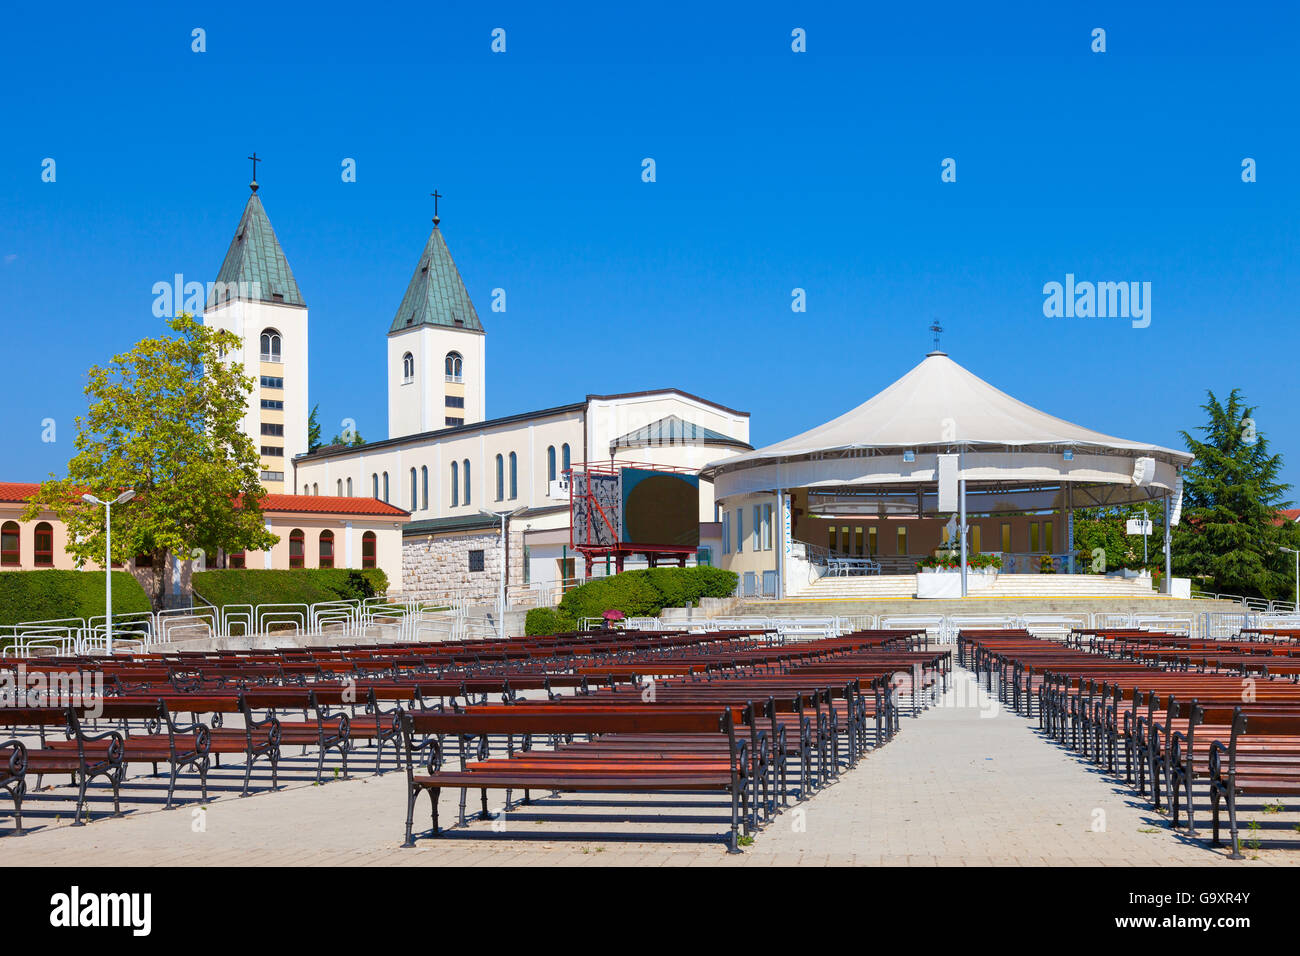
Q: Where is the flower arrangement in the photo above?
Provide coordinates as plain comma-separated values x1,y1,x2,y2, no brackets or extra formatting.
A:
916,553,1001,571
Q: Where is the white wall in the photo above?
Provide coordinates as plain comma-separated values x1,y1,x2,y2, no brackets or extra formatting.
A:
387,325,486,439
204,298,310,488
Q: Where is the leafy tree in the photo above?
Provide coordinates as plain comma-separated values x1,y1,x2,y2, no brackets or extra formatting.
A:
307,403,322,452
1171,389,1300,599
24,314,279,608
1072,504,1166,573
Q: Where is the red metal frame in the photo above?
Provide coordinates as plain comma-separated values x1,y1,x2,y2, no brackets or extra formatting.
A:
568,460,701,577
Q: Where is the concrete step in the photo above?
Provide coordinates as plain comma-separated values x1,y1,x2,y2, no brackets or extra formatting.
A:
792,572,1158,602
735,595,1247,620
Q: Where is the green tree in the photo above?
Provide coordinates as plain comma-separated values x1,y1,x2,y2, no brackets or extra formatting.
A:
1171,389,1300,599
328,428,366,447
24,314,279,608
307,403,322,452
1073,503,1166,573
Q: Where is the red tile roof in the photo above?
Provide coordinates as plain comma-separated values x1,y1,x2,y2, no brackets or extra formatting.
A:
2,482,408,519
258,493,410,518
1278,509,1300,523
0,482,41,503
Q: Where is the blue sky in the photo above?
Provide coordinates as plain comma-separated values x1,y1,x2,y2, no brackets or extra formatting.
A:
3,2,1297,492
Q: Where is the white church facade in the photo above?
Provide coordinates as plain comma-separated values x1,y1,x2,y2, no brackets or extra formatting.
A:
205,184,752,603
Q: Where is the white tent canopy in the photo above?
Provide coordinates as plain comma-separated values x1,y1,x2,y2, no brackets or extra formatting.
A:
702,351,1191,511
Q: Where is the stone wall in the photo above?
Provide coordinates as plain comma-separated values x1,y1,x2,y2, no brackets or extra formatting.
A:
400,527,527,604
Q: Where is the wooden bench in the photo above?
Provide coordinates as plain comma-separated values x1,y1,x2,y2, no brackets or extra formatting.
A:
398,706,751,852
1208,709,1300,858
0,706,123,831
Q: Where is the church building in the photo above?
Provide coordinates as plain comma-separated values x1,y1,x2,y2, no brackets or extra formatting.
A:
206,181,752,605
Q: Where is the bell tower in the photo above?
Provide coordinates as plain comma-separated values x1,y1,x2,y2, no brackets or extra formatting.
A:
387,197,486,439
204,161,308,492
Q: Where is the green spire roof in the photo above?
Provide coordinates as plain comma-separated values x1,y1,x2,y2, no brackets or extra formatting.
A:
389,224,483,334
208,191,305,309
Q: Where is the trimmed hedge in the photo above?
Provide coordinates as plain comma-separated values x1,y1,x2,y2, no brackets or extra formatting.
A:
524,607,576,636
0,570,152,627
191,568,389,612
525,566,738,636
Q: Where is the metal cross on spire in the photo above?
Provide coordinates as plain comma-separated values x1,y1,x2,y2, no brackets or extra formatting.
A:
431,189,443,225
248,152,262,192
929,320,944,352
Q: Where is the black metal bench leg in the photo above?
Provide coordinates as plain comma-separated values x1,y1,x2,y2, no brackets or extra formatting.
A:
111,767,124,817
727,785,741,854
402,785,419,847
71,774,90,826
1227,790,1243,860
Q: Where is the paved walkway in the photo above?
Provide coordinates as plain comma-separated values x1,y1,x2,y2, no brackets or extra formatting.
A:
3,666,1295,865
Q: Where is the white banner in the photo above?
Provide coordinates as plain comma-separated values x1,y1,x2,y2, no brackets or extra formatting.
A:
937,454,959,512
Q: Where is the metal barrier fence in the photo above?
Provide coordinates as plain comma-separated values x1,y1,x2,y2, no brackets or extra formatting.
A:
5,598,1299,657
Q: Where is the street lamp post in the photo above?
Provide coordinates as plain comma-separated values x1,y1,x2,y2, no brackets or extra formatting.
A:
1281,547,1300,608
480,507,527,641
82,489,136,654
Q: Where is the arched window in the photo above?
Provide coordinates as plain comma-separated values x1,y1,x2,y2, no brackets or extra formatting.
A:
402,351,415,383
450,461,459,507
410,467,418,511
346,477,353,497
495,454,504,501
463,459,471,506
509,452,518,500
337,479,343,496
319,530,334,568
562,443,571,475
0,521,18,566
547,446,557,482
445,351,463,381
312,483,318,495
289,529,305,568
421,466,429,510
259,329,282,362
382,471,390,502
34,522,54,567
371,473,379,498
362,531,377,569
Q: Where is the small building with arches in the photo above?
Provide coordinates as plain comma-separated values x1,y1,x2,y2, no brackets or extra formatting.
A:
0,483,410,600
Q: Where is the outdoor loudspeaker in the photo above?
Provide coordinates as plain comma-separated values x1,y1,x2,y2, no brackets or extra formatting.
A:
1132,456,1155,486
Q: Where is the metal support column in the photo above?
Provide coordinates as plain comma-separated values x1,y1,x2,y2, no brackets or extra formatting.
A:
959,467,969,599
1163,493,1172,594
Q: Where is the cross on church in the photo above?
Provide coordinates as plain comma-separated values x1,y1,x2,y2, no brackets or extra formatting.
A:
929,320,944,352
248,152,262,192
431,189,443,225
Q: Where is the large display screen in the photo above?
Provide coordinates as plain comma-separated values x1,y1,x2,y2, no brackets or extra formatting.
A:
619,468,700,548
